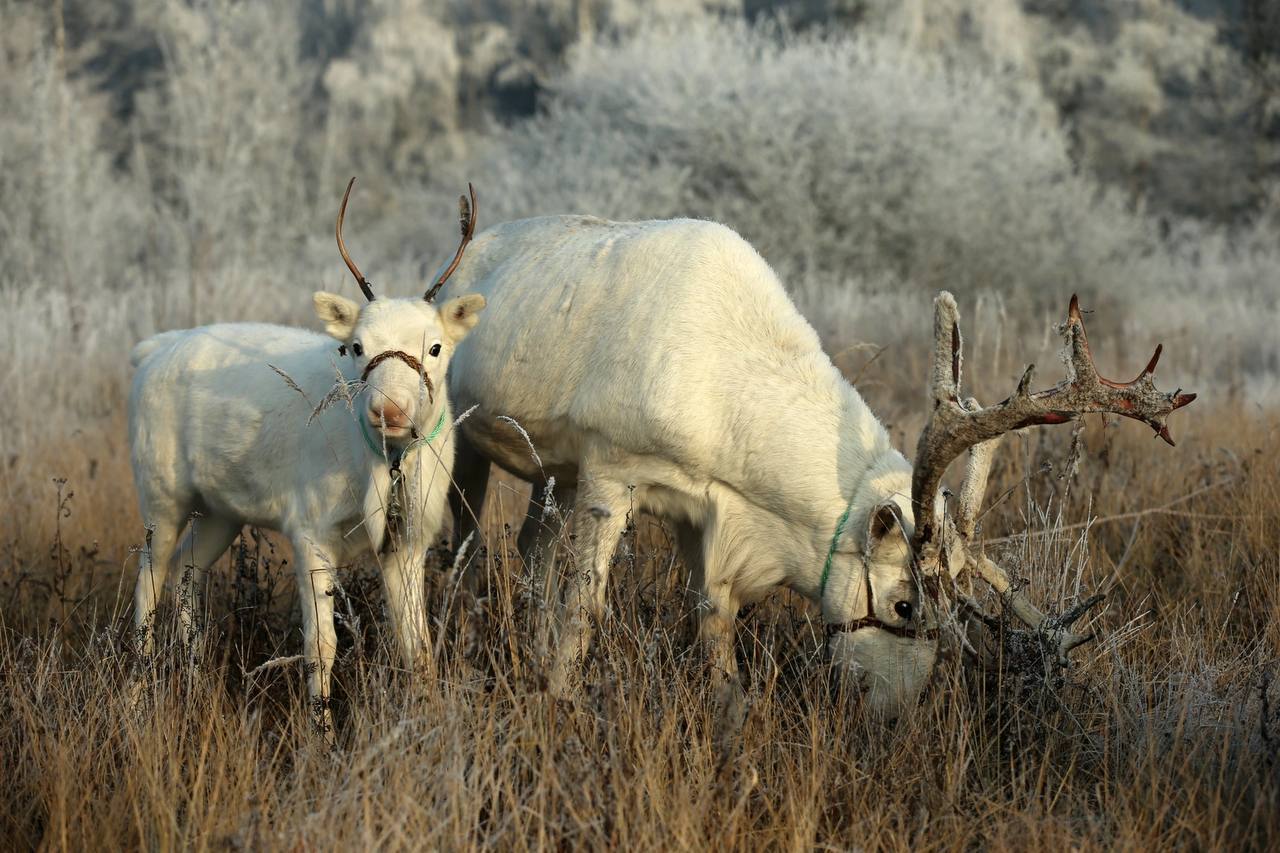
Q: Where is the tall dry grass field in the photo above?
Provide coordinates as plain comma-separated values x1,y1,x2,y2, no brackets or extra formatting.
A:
2,362,1277,850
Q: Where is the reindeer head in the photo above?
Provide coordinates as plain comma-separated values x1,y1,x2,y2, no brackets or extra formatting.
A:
314,178,485,447
822,496,943,717
827,291,1195,717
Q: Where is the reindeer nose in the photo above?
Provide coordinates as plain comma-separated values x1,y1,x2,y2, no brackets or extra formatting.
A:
367,398,413,432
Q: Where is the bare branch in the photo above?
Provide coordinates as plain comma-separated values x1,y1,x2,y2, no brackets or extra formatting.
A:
985,478,1236,543
243,655,303,680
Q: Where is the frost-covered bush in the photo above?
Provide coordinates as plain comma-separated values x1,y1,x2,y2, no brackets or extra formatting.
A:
466,20,1154,294
0,2,148,297
322,0,463,174
133,1,329,317
1030,2,1276,223
877,0,1279,223
0,0,341,466
458,17,1279,399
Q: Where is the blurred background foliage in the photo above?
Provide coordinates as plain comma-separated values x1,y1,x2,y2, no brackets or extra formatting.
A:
1,0,1277,465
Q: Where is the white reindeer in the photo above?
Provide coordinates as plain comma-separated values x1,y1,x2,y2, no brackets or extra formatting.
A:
441,215,1194,725
128,180,485,735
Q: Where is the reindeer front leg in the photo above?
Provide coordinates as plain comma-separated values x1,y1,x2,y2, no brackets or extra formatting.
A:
698,580,746,766
548,474,629,696
293,541,339,743
686,518,748,764
381,537,432,676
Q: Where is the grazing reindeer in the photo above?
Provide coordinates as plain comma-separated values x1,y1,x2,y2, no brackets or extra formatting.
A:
842,292,1197,682
128,179,485,735
440,216,1193,725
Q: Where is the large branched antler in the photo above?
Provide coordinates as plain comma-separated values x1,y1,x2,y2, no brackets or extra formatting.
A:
947,432,1104,663
913,293,1196,549
913,292,1195,665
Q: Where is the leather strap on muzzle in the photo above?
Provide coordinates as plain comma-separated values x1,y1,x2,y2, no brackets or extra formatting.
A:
361,349,434,403
826,619,939,641
825,557,939,641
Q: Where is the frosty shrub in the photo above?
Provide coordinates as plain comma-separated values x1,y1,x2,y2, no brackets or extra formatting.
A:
1,3,1278,499
0,2,147,298
465,19,1148,293
458,17,1280,399
322,0,463,175
0,0,339,476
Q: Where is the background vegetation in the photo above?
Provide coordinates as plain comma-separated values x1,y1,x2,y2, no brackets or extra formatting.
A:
1,1,1277,849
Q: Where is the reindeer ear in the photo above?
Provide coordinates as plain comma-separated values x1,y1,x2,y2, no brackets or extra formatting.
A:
439,294,486,343
865,502,908,547
313,291,360,341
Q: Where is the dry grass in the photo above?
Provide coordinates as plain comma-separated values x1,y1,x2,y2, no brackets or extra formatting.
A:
1,387,1277,850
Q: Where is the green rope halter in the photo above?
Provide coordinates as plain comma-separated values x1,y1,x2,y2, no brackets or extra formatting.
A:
359,408,448,461
818,498,855,599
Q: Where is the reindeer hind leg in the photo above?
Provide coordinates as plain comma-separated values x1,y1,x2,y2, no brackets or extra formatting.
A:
131,494,187,660
170,514,241,668
449,431,492,595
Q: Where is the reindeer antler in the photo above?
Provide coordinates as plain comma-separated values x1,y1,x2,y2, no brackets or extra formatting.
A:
913,292,1196,665
913,293,1195,549
423,183,478,303
336,177,376,303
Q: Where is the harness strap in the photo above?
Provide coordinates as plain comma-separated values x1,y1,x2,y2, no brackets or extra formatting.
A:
360,407,449,554
418,408,448,445
361,349,435,403
355,347,443,456
820,499,934,641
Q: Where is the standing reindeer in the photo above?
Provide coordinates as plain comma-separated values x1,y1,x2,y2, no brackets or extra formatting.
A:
128,179,485,735
440,215,1193,725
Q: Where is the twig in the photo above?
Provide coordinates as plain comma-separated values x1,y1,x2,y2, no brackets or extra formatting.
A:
987,479,1235,543
846,344,887,386
243,655,303,680
1110,517,1143,580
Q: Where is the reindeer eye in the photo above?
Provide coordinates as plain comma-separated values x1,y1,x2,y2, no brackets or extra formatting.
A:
893,601,913,620
351,342,364,357
429,343,442,358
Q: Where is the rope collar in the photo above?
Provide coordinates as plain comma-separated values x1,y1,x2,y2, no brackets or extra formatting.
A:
818,500,854,599
359,408,447,465
361,408,447,554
